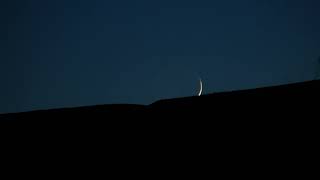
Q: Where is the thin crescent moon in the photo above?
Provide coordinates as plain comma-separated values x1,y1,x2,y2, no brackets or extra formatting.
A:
198,78,203,96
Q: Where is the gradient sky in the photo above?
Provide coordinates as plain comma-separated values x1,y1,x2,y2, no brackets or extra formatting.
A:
1,0,320,113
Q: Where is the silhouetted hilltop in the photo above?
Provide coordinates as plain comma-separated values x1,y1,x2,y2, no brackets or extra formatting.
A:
1,80,320,124
0,104,146,121
151,80,320,110
1,80,319,162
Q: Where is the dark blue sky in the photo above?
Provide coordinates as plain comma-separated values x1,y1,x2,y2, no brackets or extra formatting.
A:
1,0,320,113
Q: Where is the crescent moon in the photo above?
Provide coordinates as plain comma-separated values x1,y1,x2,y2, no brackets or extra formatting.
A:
198,78,203,96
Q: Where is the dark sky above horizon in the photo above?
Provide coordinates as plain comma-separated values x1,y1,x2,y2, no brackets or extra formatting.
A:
1,0,320,113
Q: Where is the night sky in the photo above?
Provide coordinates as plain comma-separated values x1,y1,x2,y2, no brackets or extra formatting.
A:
1,0,320,113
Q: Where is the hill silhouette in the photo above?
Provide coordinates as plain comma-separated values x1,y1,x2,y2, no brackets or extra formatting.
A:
1,80,319,131
1,80,318,167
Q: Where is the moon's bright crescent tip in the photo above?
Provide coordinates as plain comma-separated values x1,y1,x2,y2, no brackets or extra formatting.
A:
198,78,203,96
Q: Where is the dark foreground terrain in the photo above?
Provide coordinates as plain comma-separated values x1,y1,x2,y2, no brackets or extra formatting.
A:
1,80,318,172
1,80,319,130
